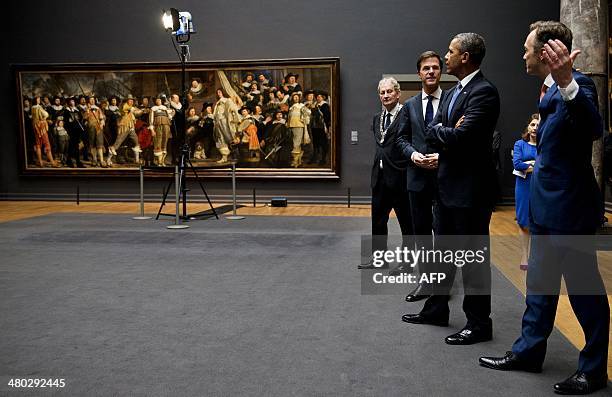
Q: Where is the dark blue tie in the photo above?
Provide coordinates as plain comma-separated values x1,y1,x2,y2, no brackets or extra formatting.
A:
447,83,463,119
384,112,391,130
424,95,434,125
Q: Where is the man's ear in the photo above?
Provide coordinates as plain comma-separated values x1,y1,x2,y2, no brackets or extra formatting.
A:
461,52,470,64
538,48,546,62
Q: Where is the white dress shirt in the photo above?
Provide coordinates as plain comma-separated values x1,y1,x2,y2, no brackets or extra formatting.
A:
421,86,442,121
543,73,579,101
459,69,480,90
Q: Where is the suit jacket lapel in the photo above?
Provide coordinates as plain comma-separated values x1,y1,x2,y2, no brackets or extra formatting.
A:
537,84,558,147
538,84,557,112
374,114,382,142
384,111,401,143
447,72,482,123
414,95,425,131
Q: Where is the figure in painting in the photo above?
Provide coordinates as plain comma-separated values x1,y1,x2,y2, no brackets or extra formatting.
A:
84,95,106,167
287,92,311,167
31,96,57,167
107,95,142,165
149,96,173,166
213,88,240,163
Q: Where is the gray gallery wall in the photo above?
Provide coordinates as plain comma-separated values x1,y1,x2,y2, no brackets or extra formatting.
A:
2,0,559,203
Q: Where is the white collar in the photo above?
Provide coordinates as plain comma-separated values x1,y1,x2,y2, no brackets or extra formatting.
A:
383,102,402,116
421,87,442,101
543,74,554,88
459,69,480,88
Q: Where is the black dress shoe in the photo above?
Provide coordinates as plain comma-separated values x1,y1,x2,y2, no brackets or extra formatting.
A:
553,371,608,395
405,284,431,302
401,313,448,327
445,327,492,345
479,351,542,373
388,264,413,276
357,262,388,269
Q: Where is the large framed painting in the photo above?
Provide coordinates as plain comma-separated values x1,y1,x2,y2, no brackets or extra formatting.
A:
14,58,340,178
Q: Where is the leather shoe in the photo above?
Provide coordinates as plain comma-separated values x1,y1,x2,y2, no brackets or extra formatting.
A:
553,370,608,395
358,262,388,269
388,264,413,276
405,284,431,302
479,351,542,373
445,327,492,345
401,313,448,327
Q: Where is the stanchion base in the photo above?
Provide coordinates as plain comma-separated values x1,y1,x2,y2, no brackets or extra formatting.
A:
167,224,190,229
132,216,152,220
225,215,246,220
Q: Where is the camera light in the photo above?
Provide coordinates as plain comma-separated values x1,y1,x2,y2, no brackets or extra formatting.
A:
162,8,179,32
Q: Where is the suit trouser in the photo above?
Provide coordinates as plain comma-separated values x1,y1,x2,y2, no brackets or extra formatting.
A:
371,180,413,255
408,182,436,275
512,222,609,376
420,204,492,331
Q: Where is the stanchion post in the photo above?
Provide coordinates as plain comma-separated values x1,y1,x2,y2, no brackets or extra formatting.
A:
226,161,245,220
168,165,190,229
133,165,152,220
348,187,351,208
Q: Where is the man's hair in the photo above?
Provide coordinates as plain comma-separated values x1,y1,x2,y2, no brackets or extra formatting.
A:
529,20,572,52
416,51,442,71
378,77,400,93
453,32,486,66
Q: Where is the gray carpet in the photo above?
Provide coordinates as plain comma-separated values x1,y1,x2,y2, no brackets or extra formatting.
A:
0,214,609,396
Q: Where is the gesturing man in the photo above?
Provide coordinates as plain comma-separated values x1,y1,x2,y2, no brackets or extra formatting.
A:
479,21,609,395
402,33,500,346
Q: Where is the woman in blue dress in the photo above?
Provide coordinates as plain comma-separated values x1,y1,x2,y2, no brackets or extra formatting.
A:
513,113,539,270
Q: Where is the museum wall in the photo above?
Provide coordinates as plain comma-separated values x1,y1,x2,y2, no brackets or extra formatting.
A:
2,0,559,203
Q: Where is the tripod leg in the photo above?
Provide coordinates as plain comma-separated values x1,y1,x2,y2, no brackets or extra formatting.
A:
156,177,174,220
179,164,188,220
188,159,219,219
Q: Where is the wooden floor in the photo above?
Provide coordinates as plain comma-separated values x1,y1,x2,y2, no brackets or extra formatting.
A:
1,201,610,376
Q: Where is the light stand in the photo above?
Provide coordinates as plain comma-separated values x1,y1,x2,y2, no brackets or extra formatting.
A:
156,8,218,222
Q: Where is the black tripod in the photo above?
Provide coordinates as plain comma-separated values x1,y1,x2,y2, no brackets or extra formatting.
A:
155,38,218,221
155,143,218,220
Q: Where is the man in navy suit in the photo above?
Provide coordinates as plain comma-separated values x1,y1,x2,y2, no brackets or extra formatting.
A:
358,77,413,269
395,51,446,302
401,33,500,346
479,21,609,395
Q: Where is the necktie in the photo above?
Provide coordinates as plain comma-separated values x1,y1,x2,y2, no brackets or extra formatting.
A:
539,83,549,101
424,95,434,125
384,112,391,130
447,83,463,119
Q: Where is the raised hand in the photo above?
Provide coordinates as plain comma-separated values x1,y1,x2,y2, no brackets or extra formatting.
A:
542,39,580,88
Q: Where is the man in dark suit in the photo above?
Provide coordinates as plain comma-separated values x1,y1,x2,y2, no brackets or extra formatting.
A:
479,21,609,395
395,51,446,302
401,33,500,346
358,77,413,269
